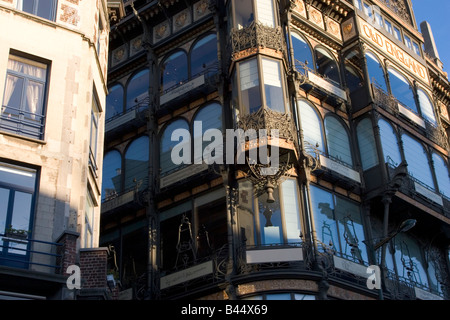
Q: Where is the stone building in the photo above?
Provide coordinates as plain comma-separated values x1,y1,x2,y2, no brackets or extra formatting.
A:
101,0,450,300
0,0,122,299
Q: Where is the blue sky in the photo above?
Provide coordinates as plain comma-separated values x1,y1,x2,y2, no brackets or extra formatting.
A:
411,0,450,73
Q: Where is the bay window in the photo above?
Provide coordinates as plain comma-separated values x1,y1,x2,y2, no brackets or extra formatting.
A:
230,0,278,29
235,56,288,115
387,67,418,113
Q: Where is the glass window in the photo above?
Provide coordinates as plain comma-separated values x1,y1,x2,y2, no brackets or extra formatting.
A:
84,191,95,248
402,134,434,189
102,150,122,201
161,51,188,93
365,52,388,92
297,100,325,153
0,162,37,267
404,35,413,50
255,0,276,27
384,19,393,34
190,34,218,77
126,69,149,110
354,0,362,10
393,26,401,41
413,42,420,56
291,32,314,73
432,153,450,198
106,84,124,120
315,47,340,85
357,118,379,170
234,0,254,29
1,55,48,140
363,2,372,18
378,119,402,167
89,95,100,171
160,119,190,175
193,103,223,164
17,0,57,21
256,179,302,245
239,58,262,114
261,58,286,113
392,233,429,288
309,185,367,263
344,65,363,93
324,116,353,166
124,136,149,190
417,89,436,124
388,68,418,113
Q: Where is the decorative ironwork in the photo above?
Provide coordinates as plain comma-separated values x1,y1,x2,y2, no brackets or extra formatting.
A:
229,21,287,60
379,0,413,26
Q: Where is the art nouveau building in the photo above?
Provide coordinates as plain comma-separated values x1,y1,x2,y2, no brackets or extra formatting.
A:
101,0,450,300
0,0,120,299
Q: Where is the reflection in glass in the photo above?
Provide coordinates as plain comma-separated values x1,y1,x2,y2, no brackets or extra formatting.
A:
378,119,402,166
388,68,417,113
258,188,282,245
297,100,325,153
106,85,124,120
402,134,434,189
126,69,149,110
324,116,353,166
193,103,223,164
160,120,190,175
357,118,379,170
102,150,122,201
417,89,436,124
234,0,254,29
239,59,262,114
291,32,313,73
432,153,450,198
365,52,388,93
125,136,149,190
191,34,218,77
161,51,188,93
315,47,340,85
262,58,285,113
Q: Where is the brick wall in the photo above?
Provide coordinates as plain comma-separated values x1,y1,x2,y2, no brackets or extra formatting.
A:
79,248,109,289
57,231,79,275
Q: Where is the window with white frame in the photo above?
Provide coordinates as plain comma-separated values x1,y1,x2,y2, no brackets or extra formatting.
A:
84,190,95,248
17,0,58,21
1,54,48,140
89,93,100,172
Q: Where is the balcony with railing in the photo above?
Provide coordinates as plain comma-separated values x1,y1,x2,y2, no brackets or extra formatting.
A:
0,105,45,140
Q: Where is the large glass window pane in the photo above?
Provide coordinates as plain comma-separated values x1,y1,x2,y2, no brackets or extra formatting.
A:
161,51,188,93
315,47,340,85
388,68,417,113
298,100,325,153
291,32,314,73
281,179,301,244
191,34,218,77
378,119,402,166
324,116,353,166
127,69,149,110
125,136,149,190
239,58,262,114
365,52,388,93
309,185,338,252
357,118,379,170
160,120,190,175
262,58,285,113
19,0,56,21
402,134,434,189
432,153,450,198
344,65,363,93
102,150,122,201
193,103,223,164
2,75,24,115
256,0,275,27
258,188,282,245
106,85,124,120
335,196,367,263
234,0,254,29
417,89,436,124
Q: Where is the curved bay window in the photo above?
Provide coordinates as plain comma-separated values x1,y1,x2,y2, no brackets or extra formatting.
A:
124,136,149,191
356,118,379,171
378,119,402,166
190,34,218,77
387,67,417,113
324,116,353,167
402,133,434,190
234,56,288,115
309,185,368,264
238,178,303,246
417,88,437,124
365,52,388,93
432,153,450,198
126,69,149,111
160,119,190,176
229,0,278,29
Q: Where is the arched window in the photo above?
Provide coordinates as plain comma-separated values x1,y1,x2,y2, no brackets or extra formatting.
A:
291,32,313,73
356,118,378,170
365,52,388,93
417,89,437,124
193,103,223,164
124,136,149,190
314,47,340,85
324,116,353,166
297,100,324,153
387,68,417,113
106,84,124,120
190,34,218,77
432,153,450,198
102,150,122,201
126,69,149,111
160,119,190,175
344,65,363,93
402,134,434,189
160,51,188,93
378,119,402,166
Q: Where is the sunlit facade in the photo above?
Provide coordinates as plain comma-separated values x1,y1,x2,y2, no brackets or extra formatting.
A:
101,0,450,300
